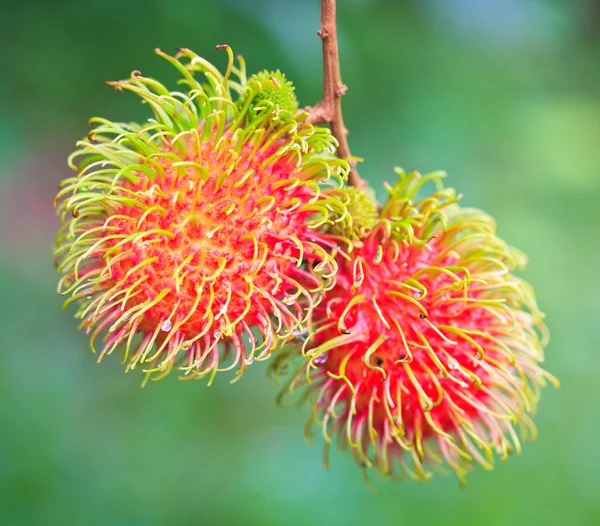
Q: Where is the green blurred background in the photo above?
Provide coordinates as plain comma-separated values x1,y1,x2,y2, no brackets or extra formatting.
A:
0,0,598,524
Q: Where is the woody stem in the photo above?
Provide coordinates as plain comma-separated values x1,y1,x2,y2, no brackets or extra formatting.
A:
306,0,365,188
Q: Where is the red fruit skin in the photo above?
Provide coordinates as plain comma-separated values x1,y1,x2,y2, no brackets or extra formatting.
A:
107,136,324,337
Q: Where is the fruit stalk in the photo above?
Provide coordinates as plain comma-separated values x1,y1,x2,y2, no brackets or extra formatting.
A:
307,0,365,189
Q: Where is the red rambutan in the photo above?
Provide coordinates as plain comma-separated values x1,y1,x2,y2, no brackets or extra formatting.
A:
54,47,350,385
273,168,558,483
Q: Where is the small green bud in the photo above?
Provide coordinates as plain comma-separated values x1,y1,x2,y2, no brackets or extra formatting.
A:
330,186,379,243
243,70,299,117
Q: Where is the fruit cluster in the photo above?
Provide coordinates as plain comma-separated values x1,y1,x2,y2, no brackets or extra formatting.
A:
54,48,557,484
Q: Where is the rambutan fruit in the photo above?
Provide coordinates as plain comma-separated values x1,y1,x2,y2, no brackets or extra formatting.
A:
272,168,558,484
54,47,350,385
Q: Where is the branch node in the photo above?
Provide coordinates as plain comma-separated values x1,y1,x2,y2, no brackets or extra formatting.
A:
304,104,330,125
335,84,348,97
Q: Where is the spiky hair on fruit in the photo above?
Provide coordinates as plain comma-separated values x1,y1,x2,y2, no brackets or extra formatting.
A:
54,46,351,386
271,168,558,484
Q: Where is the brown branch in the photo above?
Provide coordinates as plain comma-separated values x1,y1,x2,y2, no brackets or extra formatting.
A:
306,0,365,188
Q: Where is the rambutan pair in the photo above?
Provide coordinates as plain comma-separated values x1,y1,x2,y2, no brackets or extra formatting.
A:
54,47,557,483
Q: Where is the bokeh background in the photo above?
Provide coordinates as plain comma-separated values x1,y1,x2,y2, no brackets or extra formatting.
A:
1,0,598,524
